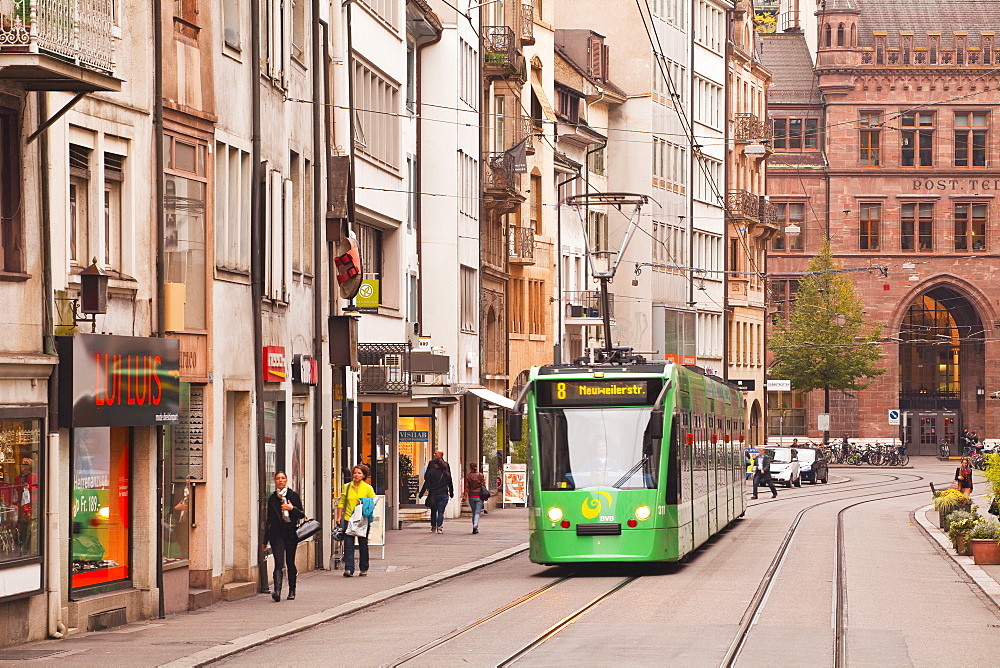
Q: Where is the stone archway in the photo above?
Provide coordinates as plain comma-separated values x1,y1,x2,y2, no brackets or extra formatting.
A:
898,286,986,456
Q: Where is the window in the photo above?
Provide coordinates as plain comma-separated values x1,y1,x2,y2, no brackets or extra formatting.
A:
693,76,723,129
357,223,383,286
359,0,399,29
406,43,416,113
264,168,291,300
354,59,400,170
693,156,722,204
557,88,580,123
0,416,43,566
529,173,542,233
174,0,199,39
223,0,240,49
954,112,987,168
164,135,208,328
494,95,506,152
214,141,251,273
860,112,881,166
768,279,799,325
772,117,819,150
457,150,478,219
0,104,23,275
69,144,92,266
663,308,696,364
460,265,477,332
290,0,305,62
72,427,131,592
406,156,416,230
459,39,476,107
263,0,287,81
103,153,124,271
901,112,935,167
587,147,605,176
289,151,313,276
954,202,987,251
859,202,880,250
587,211,608,254
407,273,417,323
901,202,933,251
772,202,804,251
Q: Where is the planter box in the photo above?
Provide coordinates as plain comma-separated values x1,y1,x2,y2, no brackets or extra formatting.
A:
955,533,972,556
938,503,973,530
970,538,1000,565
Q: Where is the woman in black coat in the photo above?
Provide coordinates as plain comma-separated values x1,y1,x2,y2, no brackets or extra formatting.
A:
262,471,304,601
418,455,454,533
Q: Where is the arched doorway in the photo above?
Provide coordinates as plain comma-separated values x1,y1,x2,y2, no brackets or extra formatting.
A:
898,287,986,456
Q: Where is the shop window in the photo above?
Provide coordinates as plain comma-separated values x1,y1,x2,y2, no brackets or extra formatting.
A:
162,384,205,567
72,427,131,592
0,417,43,564
263,397,286,498
398,414,432,504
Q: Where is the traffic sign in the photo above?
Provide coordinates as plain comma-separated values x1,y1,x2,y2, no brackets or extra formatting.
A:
888,409,900,425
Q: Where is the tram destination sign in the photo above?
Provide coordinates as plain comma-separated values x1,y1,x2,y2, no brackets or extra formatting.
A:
537,379,660,407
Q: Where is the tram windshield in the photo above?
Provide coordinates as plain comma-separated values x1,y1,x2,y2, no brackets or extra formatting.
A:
535,407,659,490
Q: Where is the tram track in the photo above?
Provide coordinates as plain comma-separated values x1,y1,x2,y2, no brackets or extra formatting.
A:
721,474,947,667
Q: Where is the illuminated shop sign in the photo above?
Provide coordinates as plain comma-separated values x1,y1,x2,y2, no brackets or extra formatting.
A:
263,346,287,383
58,334,180,427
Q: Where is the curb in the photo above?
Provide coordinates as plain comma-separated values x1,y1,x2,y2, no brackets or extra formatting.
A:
913,504,1000,609
158,543,529,668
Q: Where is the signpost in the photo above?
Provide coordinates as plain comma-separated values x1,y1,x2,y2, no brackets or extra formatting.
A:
889,409,901,454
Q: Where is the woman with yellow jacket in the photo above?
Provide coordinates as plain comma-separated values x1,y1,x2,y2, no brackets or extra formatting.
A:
336,464,376,577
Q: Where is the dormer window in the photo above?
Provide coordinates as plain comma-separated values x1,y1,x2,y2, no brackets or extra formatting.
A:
589,35,608,81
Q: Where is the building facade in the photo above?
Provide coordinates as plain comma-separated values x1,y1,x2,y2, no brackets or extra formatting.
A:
765,0,1000,454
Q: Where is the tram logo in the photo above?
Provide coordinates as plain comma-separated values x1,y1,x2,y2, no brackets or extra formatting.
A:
581,491,614,519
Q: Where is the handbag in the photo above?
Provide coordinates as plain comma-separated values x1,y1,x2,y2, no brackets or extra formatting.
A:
479,484,491,501
332,525,346,541
424,494,433,507
295,518,321,541
346,504,369,537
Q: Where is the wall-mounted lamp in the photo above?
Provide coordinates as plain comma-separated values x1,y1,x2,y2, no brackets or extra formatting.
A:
60,259,109,332
743,143,768,158
784,224,801,237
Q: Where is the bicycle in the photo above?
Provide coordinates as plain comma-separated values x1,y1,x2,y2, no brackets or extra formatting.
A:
939,442,951,459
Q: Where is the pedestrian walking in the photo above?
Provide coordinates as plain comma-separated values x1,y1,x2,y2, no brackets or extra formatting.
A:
419,451,453,533
262,471,304,601
336,464,376,577
955,457,974,496
751,448,778,499
464,463,486,534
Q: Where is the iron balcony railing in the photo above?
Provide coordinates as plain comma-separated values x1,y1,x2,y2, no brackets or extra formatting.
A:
760,198,778,227
484,151,518,193
564,290,614,320
357,343,412,395
733,113,772,143
727,190,761,220
483,25,518,76
0,0,115,74
519,3,534,45
508,225,534,262
481,221,506,269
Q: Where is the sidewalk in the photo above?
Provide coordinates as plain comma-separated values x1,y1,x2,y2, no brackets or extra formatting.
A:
914,491,1000,610
0,508,529,667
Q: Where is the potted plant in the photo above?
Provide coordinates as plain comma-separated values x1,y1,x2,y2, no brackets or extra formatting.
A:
946,511,980,556
968,519,1000,565
933,488,971,529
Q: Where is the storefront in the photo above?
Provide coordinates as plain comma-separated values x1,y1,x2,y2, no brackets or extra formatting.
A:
58,334,179,626
0,411,45,597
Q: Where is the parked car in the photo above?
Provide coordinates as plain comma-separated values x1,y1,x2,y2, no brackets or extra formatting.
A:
797,447,829,484
766,447,801,487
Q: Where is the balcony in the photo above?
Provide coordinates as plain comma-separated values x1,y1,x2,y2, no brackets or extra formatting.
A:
0,0,120,92
483,151,523,216
358,343,412,395
483,26,525,81
519,3,534,46
481,221,506,270
564,291,614,321
727,190,762,221
733,113,772,144
508,225,534,265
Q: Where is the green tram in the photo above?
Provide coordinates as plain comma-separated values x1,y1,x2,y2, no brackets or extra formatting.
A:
510,361,746,564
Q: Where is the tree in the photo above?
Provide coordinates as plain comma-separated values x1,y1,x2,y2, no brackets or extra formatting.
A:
769,238,886,442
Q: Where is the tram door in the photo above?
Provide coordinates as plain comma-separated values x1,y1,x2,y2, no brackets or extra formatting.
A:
904,411,958,456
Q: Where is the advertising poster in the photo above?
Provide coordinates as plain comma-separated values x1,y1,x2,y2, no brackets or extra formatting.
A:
502,464,527,505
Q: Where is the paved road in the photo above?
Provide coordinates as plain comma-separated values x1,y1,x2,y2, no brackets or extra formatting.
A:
219,459,1000,666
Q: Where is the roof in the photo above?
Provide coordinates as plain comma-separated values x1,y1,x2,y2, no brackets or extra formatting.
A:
757,32,822,106
854,0,997,46
553,43,626,99
767,152,828,169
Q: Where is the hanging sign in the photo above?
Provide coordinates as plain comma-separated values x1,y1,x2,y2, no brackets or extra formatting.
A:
263,346,287,383
57,334,180,427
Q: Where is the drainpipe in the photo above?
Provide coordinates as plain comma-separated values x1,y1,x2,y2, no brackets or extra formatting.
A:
153,0,166,619
311,0,326,571
38,91,65,638
251,0,267,593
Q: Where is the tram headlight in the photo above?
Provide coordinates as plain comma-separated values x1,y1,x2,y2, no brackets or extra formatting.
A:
635,506,651,521
546,507,564,522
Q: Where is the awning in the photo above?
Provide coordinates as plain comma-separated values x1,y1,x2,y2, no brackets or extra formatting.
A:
467,386,515,409
530,78,557,122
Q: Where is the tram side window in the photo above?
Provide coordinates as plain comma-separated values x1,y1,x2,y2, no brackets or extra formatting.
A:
535,412,573,490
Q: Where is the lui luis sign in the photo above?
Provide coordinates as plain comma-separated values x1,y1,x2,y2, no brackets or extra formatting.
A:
58,334,181,427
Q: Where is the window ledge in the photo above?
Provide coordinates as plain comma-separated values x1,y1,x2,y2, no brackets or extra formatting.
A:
0,271,31,282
